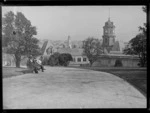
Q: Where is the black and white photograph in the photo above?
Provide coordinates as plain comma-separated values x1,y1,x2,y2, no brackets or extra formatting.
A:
2,6,147,109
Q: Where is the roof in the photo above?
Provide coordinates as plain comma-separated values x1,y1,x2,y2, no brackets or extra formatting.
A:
109,51,122,54
57,48,84,56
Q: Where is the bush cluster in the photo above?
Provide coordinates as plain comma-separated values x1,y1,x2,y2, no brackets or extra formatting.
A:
47,52,73,66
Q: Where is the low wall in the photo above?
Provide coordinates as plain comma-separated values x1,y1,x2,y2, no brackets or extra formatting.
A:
92,54,140,67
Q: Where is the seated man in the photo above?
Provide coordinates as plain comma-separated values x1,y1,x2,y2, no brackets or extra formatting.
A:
39,56,46,70
27,55,38,73
36,59,45,72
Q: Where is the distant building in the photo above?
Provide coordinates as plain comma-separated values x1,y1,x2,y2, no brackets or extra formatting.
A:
40,36,89,66
39,18,139,67
57,48,89,66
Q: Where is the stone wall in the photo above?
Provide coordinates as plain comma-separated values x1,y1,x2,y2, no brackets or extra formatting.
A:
92,54,139,67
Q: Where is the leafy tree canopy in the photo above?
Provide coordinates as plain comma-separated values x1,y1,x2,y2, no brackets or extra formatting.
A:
123,33,146,67
139,6,147,36
123,6,147,67
2,11,42,67
83,37,102,66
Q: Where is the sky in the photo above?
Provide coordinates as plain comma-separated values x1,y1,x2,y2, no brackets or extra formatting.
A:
2,6,146,42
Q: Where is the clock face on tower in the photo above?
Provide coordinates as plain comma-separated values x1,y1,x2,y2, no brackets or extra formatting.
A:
105,30,108,33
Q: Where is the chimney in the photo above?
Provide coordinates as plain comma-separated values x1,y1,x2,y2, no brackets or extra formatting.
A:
68,36,72,49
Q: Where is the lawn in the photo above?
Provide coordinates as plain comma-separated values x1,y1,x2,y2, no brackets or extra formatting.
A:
2,67,31,78
3,66,147,97
75,66,147,97
109,70,147,97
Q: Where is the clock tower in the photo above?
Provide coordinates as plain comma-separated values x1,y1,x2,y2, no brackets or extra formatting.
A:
102,18,116,53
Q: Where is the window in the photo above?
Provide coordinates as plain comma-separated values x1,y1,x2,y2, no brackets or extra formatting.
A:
83,58,87,62
77,58,81,62
105,38,107,44
73,58,76,62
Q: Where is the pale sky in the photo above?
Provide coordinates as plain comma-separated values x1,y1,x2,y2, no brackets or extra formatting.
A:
2,6,146,42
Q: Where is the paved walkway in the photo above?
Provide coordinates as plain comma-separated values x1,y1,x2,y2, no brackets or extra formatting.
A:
3,67,146,109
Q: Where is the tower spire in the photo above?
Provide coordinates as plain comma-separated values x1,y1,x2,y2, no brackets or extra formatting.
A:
108,8,110,21
13,7,17,15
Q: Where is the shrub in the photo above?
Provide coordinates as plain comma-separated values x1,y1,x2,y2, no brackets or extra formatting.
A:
138,58,147,67
42,56,50,65
48,52,60,66
58,53,73,66
47,53,73,66
114,59,123,67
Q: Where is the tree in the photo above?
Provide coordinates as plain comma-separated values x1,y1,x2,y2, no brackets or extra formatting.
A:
139,6,147,36
58,53,73,66
123,33,146,67
82,37,103,66
123,6,147,67
2,11,42,67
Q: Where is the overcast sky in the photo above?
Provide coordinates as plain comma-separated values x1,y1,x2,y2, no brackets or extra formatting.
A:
2,6,146,42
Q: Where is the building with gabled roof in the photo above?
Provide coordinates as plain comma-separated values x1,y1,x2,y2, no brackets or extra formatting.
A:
57,48,89,66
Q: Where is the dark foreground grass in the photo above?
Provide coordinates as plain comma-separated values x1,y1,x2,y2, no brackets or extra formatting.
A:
109,71,146,97
74,66,147,97
3,67,32,78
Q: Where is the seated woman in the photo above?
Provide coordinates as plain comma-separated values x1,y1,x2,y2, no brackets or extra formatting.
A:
34,58,45,72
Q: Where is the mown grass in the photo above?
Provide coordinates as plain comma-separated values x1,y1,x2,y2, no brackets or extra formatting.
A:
2,67,32,78
3,66,147,97
74,66,147,97
106,71,146,97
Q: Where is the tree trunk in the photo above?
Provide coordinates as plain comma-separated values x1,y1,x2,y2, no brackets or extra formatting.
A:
89,60,93,67
139,53,147,67
15,54,21,68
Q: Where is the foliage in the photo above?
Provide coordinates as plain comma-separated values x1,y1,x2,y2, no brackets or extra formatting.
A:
48,52,60,66
123,33,146,67
82,37,103,66
42,56,50,65
114,59,123,67
2,11,41,67
139,6,146,36
47,53,73,66
142,6,146,13
58,53,73,66
123,6,147,67
139,23,147,36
